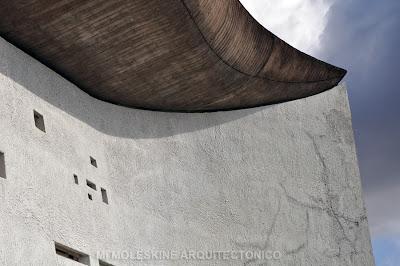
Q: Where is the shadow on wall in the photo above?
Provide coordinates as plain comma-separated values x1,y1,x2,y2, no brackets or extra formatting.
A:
0,37,265,140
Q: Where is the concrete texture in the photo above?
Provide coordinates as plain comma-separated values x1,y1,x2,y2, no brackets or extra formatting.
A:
0,37,374,265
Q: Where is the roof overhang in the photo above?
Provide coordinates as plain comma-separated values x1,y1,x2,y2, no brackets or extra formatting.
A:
0,0,346,112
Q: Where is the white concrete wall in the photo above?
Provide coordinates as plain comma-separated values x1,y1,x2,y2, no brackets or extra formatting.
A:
0,37,374,266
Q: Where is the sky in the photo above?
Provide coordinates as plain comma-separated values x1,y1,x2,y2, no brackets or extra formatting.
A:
240,0,400,264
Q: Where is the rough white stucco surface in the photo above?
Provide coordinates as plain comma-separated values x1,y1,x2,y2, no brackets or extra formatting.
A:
0,37,374,266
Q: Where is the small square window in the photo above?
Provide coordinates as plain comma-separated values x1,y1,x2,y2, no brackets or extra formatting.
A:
33,110,46,132
90,156,97,168
101,188,109,204
86,179,97,191
0,152,6,179
73,174,79,184
88,193,92,200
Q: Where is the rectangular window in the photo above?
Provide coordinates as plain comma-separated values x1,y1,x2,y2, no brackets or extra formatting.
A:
54,242,90,265
0,152,5,179
74,174,79,185
33,110,46,132
99,259,114,266
86,180,97,191
90,156,97,168
101,188,109,204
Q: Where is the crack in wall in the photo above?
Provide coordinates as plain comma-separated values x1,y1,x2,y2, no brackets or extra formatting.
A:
277,130,367,263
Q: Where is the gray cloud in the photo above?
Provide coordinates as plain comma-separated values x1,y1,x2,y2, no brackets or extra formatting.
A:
366,184,400,236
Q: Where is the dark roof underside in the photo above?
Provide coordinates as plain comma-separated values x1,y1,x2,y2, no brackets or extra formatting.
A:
0,0,346,112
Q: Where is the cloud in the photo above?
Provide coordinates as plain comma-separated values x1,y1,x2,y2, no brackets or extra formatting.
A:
366,185,400,236
239,0,334,55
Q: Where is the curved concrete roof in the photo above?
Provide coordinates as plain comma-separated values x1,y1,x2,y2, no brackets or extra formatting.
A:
0,0,346,112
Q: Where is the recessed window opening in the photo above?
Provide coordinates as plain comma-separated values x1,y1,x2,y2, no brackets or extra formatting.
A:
101,188,109,204
33,110,46,132
86,179,97,190
54,242,90,265
99,259,114,266
88,193,93,200
74,174,79,185
0,152,6,179
90,156,97,168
